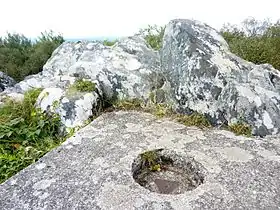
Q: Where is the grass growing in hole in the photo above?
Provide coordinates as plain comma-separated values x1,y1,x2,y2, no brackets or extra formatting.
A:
0,88,63,183
140,150,162,172
228,122,252,137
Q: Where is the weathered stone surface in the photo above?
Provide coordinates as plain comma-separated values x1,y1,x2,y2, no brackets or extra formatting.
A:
161,19,280,136
1,111,280,209
0,71,16,92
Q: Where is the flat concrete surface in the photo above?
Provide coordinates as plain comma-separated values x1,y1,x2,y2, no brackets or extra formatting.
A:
1,111,280,210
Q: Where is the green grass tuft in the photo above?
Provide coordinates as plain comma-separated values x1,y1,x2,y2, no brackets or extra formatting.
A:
228,122,252,137
113,98,143,111
176,112,211,128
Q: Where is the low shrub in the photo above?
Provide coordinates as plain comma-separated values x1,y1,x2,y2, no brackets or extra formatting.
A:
0,88,62,183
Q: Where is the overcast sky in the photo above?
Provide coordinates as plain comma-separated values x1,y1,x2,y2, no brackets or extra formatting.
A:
0,0,279,39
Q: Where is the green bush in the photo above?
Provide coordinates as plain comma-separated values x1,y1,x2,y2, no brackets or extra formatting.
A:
0,88,62,183
103,39,117,46
139,25,165,50
221,18,280,70
0,31,64,82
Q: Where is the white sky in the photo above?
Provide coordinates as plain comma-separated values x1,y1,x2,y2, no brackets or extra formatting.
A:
0,0,279,39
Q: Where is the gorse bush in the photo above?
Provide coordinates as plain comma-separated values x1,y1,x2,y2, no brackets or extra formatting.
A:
228,122,252,137
103,39,117,46
0,89,62,183
0,31,64,82
139,25,165,50
220,17,280,70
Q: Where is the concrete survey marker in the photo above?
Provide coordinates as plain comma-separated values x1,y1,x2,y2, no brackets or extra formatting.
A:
1,111,280,209
132,149,205,194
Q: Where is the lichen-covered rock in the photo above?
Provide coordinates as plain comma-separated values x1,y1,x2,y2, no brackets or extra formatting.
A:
161,19,280,136
5,36,162,101
1,19,280,137
0,36,162,130
0,71,16,92
36,87,101,130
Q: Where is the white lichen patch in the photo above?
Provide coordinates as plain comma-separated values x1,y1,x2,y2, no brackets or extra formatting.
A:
122,134,131,139
105,124,118,130
214,129,253,141
91,157,111,168
236,85,262,107
67,134,82,145
9,179,17,185
33,179,56,191
257,148,280,163
35,163,47,170
262,111,274,129
96,183,142,210
37,88,64,111
125,123,143,132
188,150,222,174
186,129,207,140
65,145,73,149
39,192,50,200
215,147,254,162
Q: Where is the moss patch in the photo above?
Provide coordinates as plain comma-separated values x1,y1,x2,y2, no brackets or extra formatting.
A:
66,79,96,97
73,79,96,92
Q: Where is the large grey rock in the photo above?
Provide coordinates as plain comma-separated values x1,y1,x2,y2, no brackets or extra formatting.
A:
161,19,280,137
0,36,162,129
5,36,161,101
0,71,16,92
1,111,280,209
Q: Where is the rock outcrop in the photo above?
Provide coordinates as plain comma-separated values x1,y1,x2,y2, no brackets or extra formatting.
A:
0,71,16,92
161,19,280,137
1,36,162,129
1,19,280,136
1,111,280,209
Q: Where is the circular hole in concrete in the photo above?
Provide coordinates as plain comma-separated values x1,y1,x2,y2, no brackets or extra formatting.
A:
132,149,205,194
